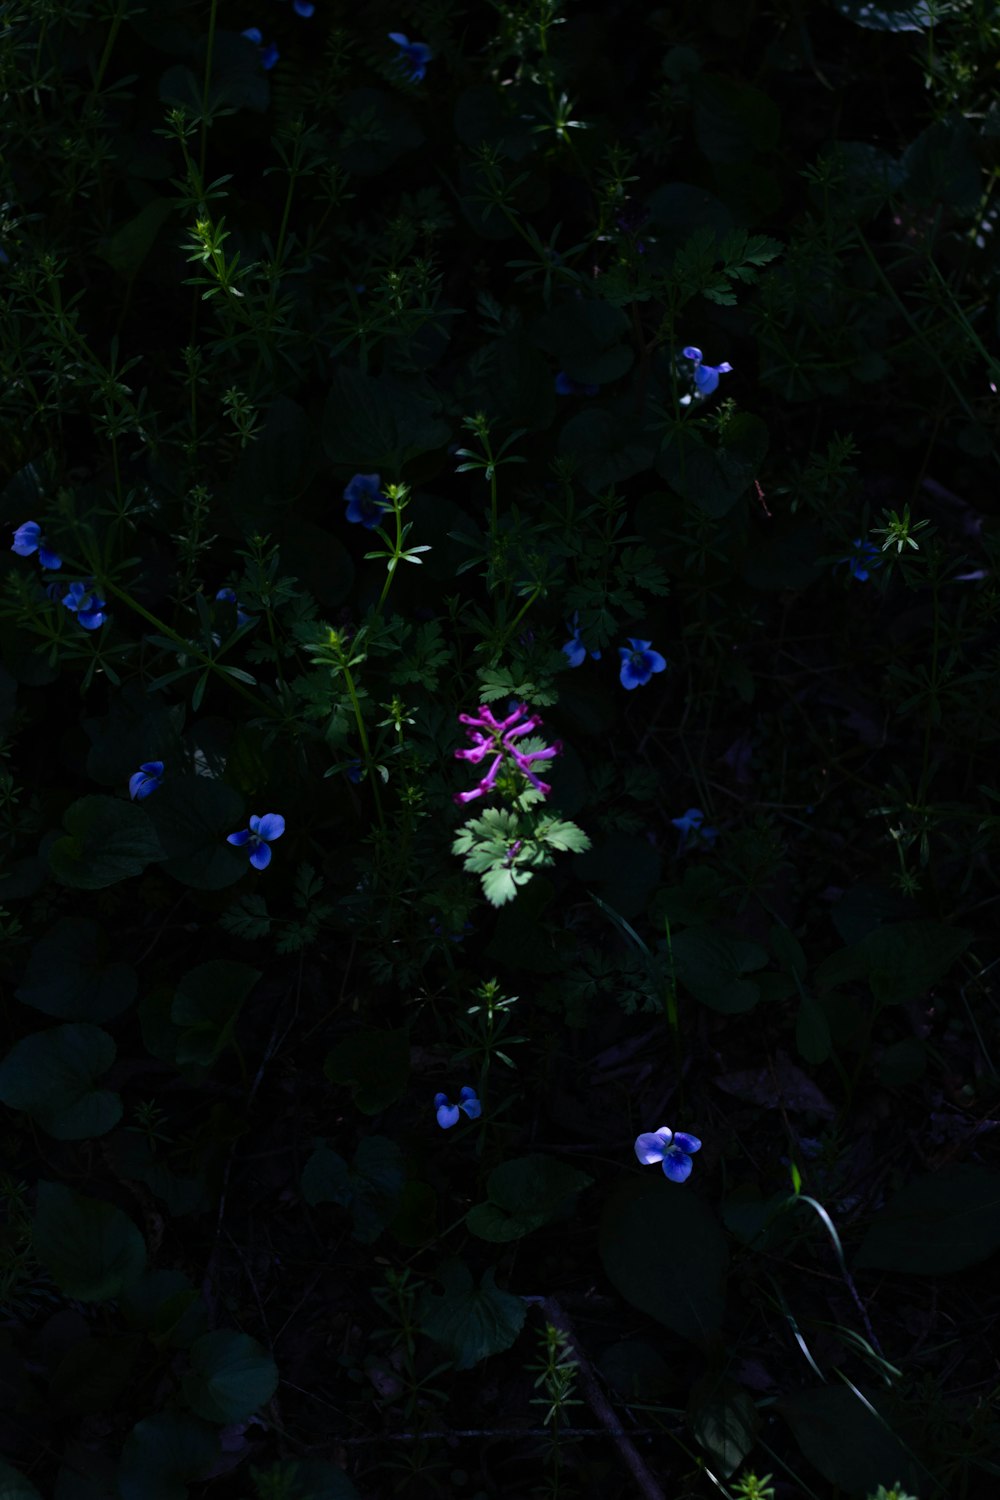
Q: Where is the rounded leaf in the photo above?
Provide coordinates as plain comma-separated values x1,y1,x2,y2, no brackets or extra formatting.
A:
33,1182,146,1301
182,1329,279,1423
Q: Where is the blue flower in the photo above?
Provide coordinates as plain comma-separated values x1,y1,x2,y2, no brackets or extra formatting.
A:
290,0,315,14
242,27,280,68
634,1126,702,1184
343,472,388,528
345,759,364,784
227,812,285,871
682,345,733,397
12,521,61,570
62,581,107,630
561,611,601,667
619,638,667,690
388,31,432,82
215,587,255,629
554,371,599,397
434,1086,481,1129
671,806,718,852
838,538,882,582
129,761,164,801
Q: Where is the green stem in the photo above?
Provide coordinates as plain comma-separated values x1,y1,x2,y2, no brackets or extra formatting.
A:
339,657,385,831
101,579,280,719
198,0,220,182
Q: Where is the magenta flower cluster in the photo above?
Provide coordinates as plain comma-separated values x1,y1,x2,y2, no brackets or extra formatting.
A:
454,703,562,806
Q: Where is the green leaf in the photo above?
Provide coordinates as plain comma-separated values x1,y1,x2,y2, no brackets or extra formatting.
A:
120,1270,210,1350
99,198,174,278
324,1028,410,1114
16,917,136,1021
118,1413,220,1500
531,301,633,385
669,928,769,1014
559,404,658,495
599,1176,728,1339
182,1329,279,1423
795,991,832,1065
0,1459,44,1500
49,795,164,890
466,1155,592,1242
690,1385,759,1477
692,74,779,163
902,115,982,213
815,920,972,1007
832,0,936,31
322,366,449,473
145,775,246,890
170,960,261,1067
419,1260,526,1370
0,1024,121,1139
246,1461,361,1500
856,1166,1000,1274
573,833,660,920
33,1182,146,1302
301,1137,405,1244
779,1386,929,1495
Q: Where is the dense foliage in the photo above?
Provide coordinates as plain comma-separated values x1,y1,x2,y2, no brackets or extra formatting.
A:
2,0,1000,1496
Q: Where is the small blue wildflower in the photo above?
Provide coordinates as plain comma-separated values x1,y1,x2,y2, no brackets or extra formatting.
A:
62,581,107,630
343,472,387,528
215,587,254,629
129,761,164,802
554,371,599,397
345,759,364,784
434,1086,481,1129
288,0,315,14
682,345,733,397
388,31,432,82
671,806,718,852
227,812,285,871
634,1125,702,1184
242,27,279,69
619,638,667,690
838,538,882,582
561,611,601,667
11,521,61,570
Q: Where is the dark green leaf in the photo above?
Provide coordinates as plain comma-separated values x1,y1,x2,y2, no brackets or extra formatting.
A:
170,960,261,1067
16,918,136,1021
419,1261,526,1370
599,1177,728,1339
49,796,164,890
779,1386,929,1494
0,1024,121,1139
118,1414,220,1500
146,775,246,890
323,1028,410,1114
670,928,769,1014
33,1182,146,1302
466,1155,592,1242
182,1329,279,1423
690,1385,759,1477
301,1137,405,1243
856,1166,1000,1274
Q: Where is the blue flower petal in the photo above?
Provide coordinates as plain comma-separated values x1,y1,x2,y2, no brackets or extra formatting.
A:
255,812,285,842
227,829,251,847
249,841,273,870
662,1150,693,1183
672,1132,702,1154
436,1101,460,1129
